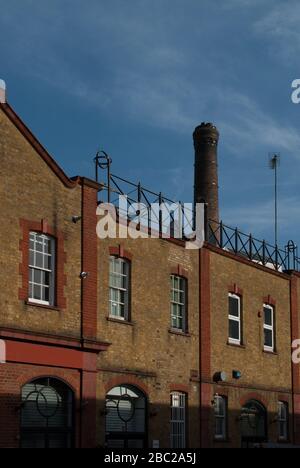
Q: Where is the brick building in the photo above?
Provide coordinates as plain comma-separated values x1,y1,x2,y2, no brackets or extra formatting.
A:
0,80,300,448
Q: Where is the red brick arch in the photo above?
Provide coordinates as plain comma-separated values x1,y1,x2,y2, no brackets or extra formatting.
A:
170,384,189,394
104,376,149,396
16,369,80,397
240,393,269,410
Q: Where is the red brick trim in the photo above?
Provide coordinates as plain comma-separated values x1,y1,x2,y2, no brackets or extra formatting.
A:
5,339,98,371
81,183,98,340
199,248,211,448
291,276,300,393
0,327,109,352
19,218,67,309
0,103,79,189
263,295,276,306
199,248,211,380
228,283,243,296
278,395,290,404
170,264,189,279
109,245,132,261
19,374,78,395
170,384,189,394
240,393,269,409
104,376,149,396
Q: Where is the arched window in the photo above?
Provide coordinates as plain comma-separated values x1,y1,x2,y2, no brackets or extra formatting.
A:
105,385,147,448
240,400,267,447
21,377,74,448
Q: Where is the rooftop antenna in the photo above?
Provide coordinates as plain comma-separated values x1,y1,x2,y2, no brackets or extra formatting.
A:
269,153,280,246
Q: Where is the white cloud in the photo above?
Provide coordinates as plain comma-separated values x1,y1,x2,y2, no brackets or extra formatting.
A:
223,195,300,243
254,1,300,62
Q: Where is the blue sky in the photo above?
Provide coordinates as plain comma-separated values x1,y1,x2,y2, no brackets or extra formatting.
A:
1,0,300,249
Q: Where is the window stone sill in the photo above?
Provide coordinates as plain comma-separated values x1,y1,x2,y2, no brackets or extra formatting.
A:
168,328,191,337
263,349,278,356
106,317,134,326
25,300,61,312
227,341,246,349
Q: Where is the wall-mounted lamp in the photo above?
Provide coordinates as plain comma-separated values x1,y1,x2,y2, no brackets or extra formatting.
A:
213,371,227,383
72,216,82,224
232,370,242,380
80,271,89,279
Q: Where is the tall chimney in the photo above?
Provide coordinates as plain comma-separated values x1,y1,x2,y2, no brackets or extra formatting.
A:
193,122,220,237
0,80,6,104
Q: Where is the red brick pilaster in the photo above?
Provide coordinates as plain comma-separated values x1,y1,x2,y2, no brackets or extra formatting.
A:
290,275,300,445
199,247,212,448
81,179,100,340
80,353,98,448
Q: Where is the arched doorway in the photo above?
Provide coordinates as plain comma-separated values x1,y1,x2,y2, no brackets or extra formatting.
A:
240,400,267,448
105,384,147,448
20,377,74,448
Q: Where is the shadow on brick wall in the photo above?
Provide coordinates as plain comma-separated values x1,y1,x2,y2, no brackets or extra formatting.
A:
0,392,293,448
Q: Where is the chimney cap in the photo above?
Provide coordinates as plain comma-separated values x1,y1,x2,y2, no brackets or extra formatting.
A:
194,122,219,132
193,122,219,143
0,79,6,104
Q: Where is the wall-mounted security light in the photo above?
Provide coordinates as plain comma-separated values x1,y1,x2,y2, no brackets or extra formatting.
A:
213,371,227,383
232,370,242,380
72,216,82,224
80,272,89,279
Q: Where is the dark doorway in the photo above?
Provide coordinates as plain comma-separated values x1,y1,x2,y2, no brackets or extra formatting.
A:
240,400,267,448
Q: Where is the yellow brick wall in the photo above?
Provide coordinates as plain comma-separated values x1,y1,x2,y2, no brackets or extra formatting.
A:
0,108,82,337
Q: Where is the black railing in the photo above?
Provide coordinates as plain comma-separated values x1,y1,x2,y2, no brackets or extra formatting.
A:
208,221,299,272
94,152,300,272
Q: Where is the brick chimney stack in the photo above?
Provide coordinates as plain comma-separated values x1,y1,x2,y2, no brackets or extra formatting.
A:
193,122,220,236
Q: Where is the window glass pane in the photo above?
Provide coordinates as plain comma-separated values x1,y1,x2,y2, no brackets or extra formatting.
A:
44,255,52,271
33,285,41,300
279,422,286,438
29,250,34,266
279,402,286,420
43,286,50,302
35,252,43,269
264,307,272,326
215,418,224,437
229,319,240,340
229,296,239,317
264,328,273,348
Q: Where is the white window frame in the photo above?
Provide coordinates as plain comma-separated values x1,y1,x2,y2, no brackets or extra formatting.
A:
263,304,275,352
170,392,186,449
214,395,227,441
170,275,187,332
228,293,241,345
28,232,55,306
278,401,288,441
109,256,130,321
